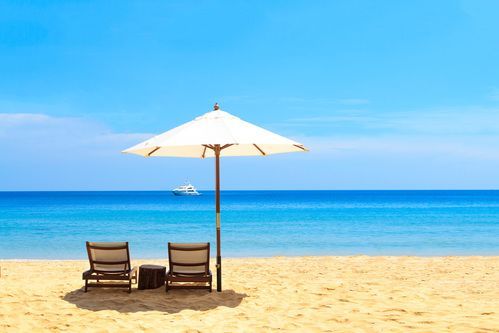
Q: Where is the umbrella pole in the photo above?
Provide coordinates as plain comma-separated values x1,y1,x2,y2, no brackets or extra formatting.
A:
215,144,222,292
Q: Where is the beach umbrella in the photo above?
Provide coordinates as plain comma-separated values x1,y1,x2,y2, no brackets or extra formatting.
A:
123,103,308,291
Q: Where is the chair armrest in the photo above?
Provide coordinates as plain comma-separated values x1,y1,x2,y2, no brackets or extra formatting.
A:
129,266,138,283
82,269,94,279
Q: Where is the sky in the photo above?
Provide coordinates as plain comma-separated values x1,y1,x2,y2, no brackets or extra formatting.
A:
1,0,499,190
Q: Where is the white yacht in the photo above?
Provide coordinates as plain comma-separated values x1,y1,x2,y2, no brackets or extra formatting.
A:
172,183,200,196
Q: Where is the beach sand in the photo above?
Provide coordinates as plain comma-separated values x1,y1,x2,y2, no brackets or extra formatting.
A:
0,256,498,332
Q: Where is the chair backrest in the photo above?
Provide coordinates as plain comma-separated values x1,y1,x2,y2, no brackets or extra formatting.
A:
168,242,210,275
86,241,131,273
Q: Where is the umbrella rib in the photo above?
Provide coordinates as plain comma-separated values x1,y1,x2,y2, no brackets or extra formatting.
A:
203,144,215,150
220,144,234,150
253,144,266,156
201,146,207,158
147,147,160,157
293,144,307,151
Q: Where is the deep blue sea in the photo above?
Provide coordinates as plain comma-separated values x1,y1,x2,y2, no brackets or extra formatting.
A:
1,190,498,259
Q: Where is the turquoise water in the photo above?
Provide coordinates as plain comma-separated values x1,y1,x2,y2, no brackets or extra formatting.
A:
0,190,498,259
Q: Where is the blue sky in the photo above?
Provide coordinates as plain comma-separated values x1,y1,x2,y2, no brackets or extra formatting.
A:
1,0,499,190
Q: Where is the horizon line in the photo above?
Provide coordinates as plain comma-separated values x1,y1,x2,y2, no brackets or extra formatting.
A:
1,189,499,193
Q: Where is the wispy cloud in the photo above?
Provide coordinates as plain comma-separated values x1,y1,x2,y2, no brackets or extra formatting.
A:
0,112,153,150
336,98,370,105
488,87,499,101
284,105,499,136
298,134,499,161
287,109,373,124
219,95,369,106
0,113,51,124
1,110,499,191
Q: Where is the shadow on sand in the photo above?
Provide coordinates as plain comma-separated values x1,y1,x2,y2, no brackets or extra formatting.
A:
63,287,247,314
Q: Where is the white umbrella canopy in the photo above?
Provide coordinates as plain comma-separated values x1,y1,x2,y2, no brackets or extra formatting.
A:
123,104,308,292
123,106,308,158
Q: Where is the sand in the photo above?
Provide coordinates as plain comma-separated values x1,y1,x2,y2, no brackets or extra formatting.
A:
0,256,498,332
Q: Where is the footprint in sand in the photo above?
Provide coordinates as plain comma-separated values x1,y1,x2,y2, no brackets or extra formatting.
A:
383,308,407,313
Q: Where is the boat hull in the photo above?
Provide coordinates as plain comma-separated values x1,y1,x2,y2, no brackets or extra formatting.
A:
172,190,200,196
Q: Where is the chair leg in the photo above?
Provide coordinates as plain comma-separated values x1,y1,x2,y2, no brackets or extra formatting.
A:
128,281,132,293
84,279,88,292
165,281,169,293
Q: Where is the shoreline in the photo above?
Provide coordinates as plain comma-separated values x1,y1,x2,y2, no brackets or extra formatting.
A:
2,254,499,262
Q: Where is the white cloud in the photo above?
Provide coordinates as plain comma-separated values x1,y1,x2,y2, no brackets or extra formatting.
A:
1,111,219,192
0,112,152,147
284,104,499,166
1,107,499,191
0,112,157,189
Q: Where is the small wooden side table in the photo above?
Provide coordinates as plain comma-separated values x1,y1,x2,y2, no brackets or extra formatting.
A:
138,264,166,290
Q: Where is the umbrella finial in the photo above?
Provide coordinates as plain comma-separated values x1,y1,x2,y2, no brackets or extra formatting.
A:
214,103,220,111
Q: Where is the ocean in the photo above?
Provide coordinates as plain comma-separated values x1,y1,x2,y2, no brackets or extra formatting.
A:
0,190,498,259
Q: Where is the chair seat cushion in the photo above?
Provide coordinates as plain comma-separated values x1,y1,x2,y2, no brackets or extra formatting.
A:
171,266,206,275
82,269,132,280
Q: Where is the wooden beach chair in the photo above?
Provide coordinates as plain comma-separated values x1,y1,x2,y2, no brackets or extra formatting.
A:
82,241,137,293
166,242,212,292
